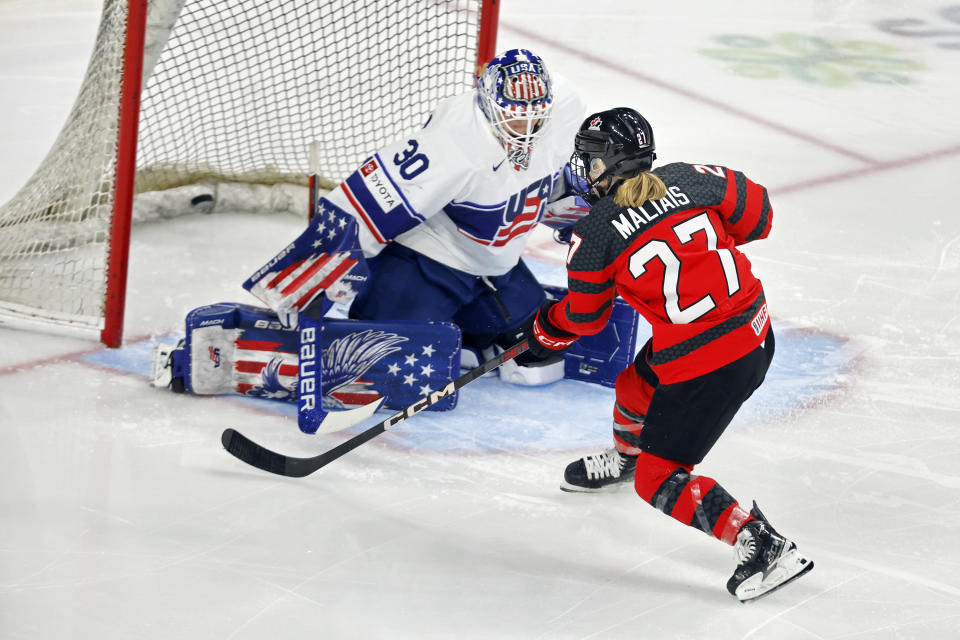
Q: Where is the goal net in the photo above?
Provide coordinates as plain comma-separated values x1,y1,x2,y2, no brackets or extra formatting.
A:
0,0,496,346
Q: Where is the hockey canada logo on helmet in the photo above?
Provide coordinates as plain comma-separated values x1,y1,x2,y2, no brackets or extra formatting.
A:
477,48,554,169
569,107,657,203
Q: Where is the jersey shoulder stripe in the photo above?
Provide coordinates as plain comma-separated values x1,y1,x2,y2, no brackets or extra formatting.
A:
340,153,426,243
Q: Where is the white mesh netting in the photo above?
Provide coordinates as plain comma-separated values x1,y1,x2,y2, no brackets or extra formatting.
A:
0,0,129,329
0,0,482,336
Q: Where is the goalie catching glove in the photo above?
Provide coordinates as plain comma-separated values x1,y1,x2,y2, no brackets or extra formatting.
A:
243,199,369,328
517,299,580,366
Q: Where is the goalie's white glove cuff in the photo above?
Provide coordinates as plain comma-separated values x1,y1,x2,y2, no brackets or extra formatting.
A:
278,307,299,330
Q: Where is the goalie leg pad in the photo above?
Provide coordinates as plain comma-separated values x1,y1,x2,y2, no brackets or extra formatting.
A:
182,302,298,398
176,302,462,412
322,317,461,411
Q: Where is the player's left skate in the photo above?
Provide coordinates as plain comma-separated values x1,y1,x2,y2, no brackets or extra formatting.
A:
727,502,814,602
561,447,636,492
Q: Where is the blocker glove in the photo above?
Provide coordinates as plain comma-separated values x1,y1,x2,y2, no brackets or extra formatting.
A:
517,300,580,366
242,200,368,328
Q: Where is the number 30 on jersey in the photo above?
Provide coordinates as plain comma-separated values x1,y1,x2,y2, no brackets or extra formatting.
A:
393,139,429,180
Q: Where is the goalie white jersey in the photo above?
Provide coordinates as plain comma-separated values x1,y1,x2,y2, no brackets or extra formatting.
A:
324,74,586,276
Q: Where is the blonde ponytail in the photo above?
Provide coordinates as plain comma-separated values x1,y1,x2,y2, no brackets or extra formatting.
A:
613,172,667,208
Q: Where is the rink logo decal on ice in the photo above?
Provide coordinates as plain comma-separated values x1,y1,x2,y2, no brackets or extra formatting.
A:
699,33,924,87
874,8,960,52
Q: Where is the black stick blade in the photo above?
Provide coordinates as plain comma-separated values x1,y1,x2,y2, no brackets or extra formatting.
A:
218,340,530,478
222,428,301,477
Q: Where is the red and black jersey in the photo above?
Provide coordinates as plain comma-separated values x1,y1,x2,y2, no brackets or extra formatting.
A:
550,162,772,384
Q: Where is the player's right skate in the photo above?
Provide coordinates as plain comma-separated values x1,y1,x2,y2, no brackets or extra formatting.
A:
561,447,637,492
727,502,814,602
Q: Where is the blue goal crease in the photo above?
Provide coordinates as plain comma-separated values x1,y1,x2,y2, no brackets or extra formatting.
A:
77,324,852,453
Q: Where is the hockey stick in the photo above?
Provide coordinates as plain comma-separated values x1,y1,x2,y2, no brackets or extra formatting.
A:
221,340,530,477
307,396,384,434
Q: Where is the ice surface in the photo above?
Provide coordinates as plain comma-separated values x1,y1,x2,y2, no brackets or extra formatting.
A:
2,1,959,638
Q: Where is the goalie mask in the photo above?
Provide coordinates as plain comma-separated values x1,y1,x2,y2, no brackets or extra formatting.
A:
476,48,553,169
570,107,656,204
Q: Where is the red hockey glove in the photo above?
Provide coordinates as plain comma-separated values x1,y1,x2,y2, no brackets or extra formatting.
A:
517,300,579,366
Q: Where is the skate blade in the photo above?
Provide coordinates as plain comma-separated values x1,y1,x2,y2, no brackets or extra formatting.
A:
560,483,603,493
559,478,633,493
737,554,815,603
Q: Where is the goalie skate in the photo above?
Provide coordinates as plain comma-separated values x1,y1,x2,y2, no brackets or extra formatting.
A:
561,447,636,492
727,502,814,602
461,344,564,385
150,339,185,392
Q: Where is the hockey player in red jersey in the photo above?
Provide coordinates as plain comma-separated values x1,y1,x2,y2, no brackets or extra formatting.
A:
518,107,813,601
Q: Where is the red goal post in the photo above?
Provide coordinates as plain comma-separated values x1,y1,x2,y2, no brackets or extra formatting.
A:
0,0,500,347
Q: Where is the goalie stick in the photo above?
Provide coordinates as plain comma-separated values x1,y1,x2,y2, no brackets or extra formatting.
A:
221,340,530,477
305,396,384,434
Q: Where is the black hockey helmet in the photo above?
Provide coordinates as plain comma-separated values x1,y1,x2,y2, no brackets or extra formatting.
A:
569,107,656,203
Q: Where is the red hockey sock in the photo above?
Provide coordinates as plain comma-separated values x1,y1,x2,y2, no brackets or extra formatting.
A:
634,451,753,545
611,362,655,456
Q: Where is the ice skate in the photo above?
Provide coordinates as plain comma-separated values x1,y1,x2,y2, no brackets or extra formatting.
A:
460,346,498,378
150,338,186,393
561,447,636,492
727,502,814,602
